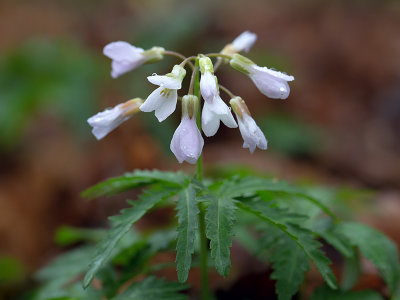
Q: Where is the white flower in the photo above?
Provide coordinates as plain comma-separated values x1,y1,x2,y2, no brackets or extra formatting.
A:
230,97,267,153
200,71,218,103
230,54,294,99
170,95,204,164
140,65,186,122
87,98,143,140
202,96,237,137
249,65,294,99
199,56,218,103
232,31,257,53
221,31,257,56
103,41,164,78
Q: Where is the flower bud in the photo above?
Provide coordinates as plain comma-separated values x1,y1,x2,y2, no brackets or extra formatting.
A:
230,97,267,153
229,53,255,75
170,95,203,164
199,56,214,74
88,98,143,140
199,57,218,103
182,95,199,119
229,96,250,120
230,54,294,99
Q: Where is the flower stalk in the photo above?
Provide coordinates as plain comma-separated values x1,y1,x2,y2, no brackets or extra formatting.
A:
194,57,209,300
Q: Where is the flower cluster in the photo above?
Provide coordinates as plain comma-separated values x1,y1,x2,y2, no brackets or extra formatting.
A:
88,31,294,164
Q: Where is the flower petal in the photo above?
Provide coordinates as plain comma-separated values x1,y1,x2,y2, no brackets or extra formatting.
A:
110,61,140,79
179,117,204,164
170,116,204,164
237,114,267,153
170,121,185,163
147,75,182,89
154,89,178,122
201,101,221,137
232,31,257,53
103,42,146,78
200,71,218,103
87,104,130,140
103,41,144,60
220,109,238,128
140,86,165,112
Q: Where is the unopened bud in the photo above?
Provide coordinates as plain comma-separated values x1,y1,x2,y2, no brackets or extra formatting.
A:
182,95,199,119
199,56,214,74
230,97,250,120
230,54,255,75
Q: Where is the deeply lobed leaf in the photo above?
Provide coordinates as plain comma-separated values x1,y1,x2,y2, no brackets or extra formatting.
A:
206,180,238,276
83,187,179,288
223,176,337,219
81,169,188,199
337,222,400,295
111,276,188,300
176,185,199,282
310,285,384,300
238,199,338,290
261,227,310,300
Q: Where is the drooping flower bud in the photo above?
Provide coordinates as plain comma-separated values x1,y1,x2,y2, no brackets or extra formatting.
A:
103,41,164,78
140,65,186,122
170,95,204,164
88,98,143,140
230,97,267,153
230,54,294,99
199,56,218,103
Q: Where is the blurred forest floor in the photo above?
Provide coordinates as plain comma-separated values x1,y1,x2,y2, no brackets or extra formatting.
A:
0,0,399,298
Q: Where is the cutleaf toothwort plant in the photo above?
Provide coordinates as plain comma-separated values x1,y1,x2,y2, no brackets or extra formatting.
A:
32,32,400,300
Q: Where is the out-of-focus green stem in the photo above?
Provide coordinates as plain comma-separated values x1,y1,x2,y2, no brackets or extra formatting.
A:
194,57,209,300
194,57,203,182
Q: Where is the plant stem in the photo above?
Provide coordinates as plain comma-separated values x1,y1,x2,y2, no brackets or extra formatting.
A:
199,206,209,299
205,53,232,60
194,57,209,300
219,84,236,99
163,50,195,70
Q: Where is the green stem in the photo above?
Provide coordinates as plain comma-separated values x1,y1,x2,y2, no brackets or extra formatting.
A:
199,206,209,299
219,84,236,99
194,57,209,300
205,53,232,60
163,50,195,70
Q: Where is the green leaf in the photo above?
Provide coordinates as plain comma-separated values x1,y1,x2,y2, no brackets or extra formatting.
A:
340,251,361,291
337,222,400,294
0,255,25,284
176,185,199,282
205,181,238,276
112,276,188,300
310,285,384,300
36,246,94,282
313,219,354,258
54,226,107,246
81,169,188,199
238,199,338,289
221,176,337,219
261,227,310,300
83,187,179,288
